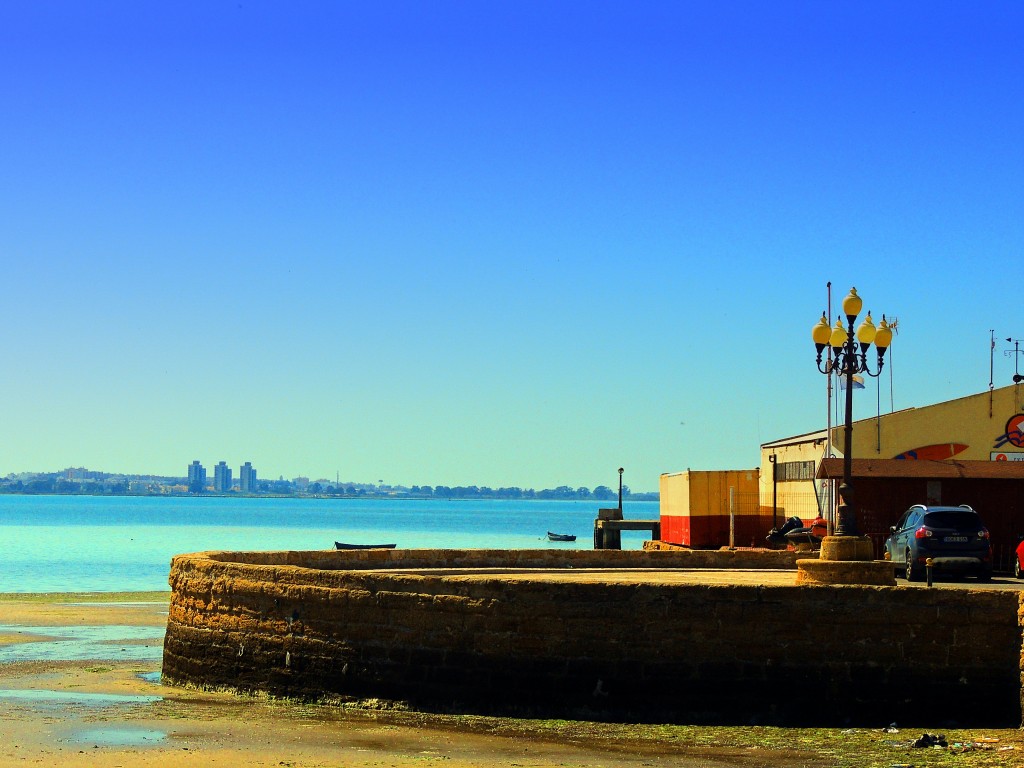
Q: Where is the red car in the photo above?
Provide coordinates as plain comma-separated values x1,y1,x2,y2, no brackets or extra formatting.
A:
1016,539,1024,579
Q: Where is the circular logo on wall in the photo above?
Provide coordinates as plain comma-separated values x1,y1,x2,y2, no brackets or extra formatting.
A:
993,414,1024,449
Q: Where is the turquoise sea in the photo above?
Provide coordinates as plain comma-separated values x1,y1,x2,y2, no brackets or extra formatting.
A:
0,495,658,593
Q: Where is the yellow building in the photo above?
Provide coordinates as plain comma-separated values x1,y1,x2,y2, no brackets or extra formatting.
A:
760,383,1024,567
659,469,762,548
762,385,1024,512
759,429,829,524
657,384,1024,559
838,383,1024,463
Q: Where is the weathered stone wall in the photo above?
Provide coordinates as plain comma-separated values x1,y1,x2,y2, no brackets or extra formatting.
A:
162,549,1022,726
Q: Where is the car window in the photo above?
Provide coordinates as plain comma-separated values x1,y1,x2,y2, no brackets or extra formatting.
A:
923,511,981,529
905,510,921,529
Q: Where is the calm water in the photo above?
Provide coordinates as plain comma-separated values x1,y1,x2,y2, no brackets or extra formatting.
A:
0,495,658,593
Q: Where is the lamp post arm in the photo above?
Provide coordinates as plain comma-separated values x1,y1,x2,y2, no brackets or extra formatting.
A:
861,358,886,378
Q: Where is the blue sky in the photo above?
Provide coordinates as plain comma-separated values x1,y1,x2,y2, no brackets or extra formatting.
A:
1,2,1021,491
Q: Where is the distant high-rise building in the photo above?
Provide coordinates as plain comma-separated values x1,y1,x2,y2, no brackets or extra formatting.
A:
213,461,232,492
187,461,206,494
239,462,257,493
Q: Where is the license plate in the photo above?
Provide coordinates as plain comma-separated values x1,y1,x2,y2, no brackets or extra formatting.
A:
944,536,968,542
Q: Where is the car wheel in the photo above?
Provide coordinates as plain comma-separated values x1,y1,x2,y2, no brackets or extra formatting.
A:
905,550,922,582
1016,557,1022,580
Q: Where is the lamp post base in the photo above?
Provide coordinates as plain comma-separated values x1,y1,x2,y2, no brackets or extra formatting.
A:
795,535,896,586
820,534,875,561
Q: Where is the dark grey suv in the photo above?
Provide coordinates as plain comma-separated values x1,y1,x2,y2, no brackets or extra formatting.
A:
884,504,992,581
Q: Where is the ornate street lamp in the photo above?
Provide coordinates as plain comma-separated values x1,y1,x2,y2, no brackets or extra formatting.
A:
812,287,893,537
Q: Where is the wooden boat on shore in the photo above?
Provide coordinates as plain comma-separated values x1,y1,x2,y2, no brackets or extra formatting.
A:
335,541,397,550
546,531,576,542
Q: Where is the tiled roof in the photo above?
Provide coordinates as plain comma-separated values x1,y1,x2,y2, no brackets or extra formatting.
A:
816,458,1024,480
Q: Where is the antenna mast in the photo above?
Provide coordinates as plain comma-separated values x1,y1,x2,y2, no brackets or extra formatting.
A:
887,316,898,413
990,330,995,417
990,330,996,391
1007,338,1024,384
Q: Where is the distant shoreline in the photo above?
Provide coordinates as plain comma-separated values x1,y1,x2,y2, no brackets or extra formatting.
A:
0,491,659,502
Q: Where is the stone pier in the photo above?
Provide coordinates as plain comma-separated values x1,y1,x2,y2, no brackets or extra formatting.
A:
162,548,1023,726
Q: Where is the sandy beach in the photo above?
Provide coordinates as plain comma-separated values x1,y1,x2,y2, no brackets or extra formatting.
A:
0,593,1022,768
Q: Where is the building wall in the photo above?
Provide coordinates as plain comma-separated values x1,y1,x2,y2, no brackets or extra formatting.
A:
840,383,1024,462
187,461,206,493
214,461,232,492
759,384,1024,537
239,462,257,493
759,435,827,523
844,476,1024,568
162,548,1023,726
659,470,763,547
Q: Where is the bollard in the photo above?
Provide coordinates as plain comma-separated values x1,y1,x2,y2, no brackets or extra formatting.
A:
926,557,934,587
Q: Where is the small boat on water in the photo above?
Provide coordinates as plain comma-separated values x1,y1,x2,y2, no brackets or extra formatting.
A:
335,541,397,550
546,531,576,542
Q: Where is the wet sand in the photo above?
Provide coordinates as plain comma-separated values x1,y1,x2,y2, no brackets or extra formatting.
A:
0,593,1021,768
0,594,778,767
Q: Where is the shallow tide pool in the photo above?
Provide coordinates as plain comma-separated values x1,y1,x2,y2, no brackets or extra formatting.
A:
62,727,168,747
0,624,164,662
0,689,161,706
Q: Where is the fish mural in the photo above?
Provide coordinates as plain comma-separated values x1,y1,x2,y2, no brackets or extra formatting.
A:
894,443,968,461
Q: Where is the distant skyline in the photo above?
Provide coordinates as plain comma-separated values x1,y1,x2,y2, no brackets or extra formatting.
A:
1,3,1021,493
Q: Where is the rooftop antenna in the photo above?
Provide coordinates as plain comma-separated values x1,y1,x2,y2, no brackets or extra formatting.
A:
875,325,882,453
990,331,996,391
1006,338,1024,384
987,329,995,415
886,316,899,413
